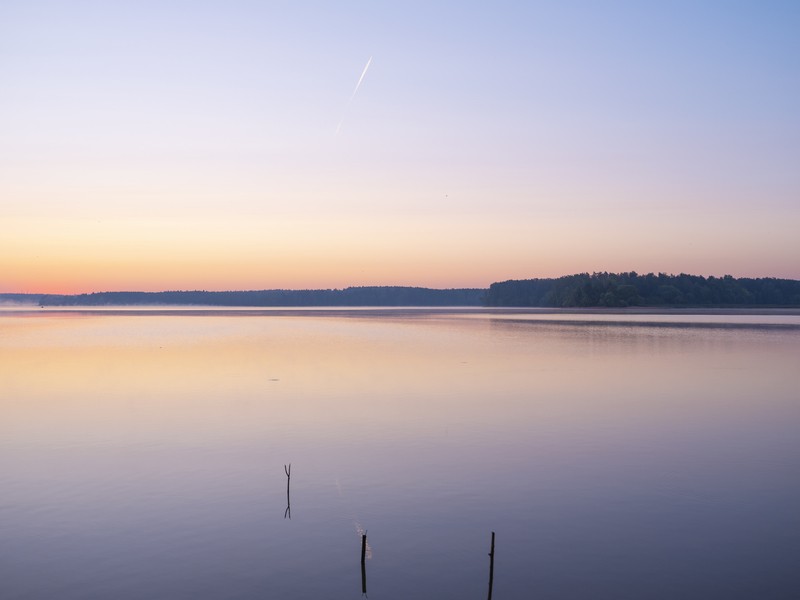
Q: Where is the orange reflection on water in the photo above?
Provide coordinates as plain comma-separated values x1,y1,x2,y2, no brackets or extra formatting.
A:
3,311,798,453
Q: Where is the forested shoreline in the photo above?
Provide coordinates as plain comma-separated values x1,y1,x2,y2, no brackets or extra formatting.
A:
485,272,800,307
33,287,485,307
3,273,799,308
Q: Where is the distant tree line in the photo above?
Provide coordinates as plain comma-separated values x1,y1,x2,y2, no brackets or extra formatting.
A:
485,272,800,307
0,293,41,305
37,286,486,307
16,274,800,308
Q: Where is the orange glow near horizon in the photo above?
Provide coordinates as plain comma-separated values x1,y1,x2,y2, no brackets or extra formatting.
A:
2,211,798,294
2,3,798,296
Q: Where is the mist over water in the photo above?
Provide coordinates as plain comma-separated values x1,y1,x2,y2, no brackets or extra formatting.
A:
2,309,799,599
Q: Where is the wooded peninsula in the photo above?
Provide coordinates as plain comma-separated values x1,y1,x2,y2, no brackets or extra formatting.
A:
4,272,799,308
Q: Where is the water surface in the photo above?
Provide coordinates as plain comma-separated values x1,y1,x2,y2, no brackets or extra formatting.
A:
2,309,799,598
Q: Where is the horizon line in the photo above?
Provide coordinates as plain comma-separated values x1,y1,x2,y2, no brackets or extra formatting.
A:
4,270,800,297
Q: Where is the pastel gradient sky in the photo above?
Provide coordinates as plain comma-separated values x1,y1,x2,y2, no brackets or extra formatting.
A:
2,1,798,293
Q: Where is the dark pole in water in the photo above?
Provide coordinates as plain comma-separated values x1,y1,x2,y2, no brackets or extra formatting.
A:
487,531,495,600
360,533,368,595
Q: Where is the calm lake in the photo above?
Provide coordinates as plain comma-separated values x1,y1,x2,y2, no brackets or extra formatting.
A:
2,308,799,599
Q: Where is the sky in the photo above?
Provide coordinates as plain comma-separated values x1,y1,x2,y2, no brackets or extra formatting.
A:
1,0,798,293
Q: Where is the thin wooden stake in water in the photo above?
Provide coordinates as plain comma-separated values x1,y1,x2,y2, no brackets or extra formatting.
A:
487,531,495,600
360,533,368,595
284,464,291,519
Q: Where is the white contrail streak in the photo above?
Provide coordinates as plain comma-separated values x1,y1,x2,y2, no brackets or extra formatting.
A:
336,56,372,135
349,56,372,101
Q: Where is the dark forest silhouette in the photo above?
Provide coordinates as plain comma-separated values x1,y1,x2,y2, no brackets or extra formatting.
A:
34,286,485,307
485,272,800,307
4,273,799,308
